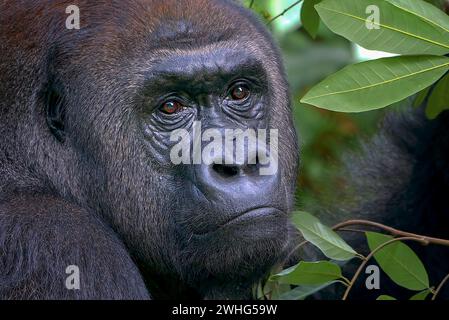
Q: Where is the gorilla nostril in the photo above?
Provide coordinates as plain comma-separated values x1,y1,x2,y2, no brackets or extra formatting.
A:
212,163,240,178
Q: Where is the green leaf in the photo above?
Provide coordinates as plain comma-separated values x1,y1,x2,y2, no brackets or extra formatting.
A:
315,0,449,55
262,281,292,300
366,232,430,291
291,211,357,260
277,281,339,300
272,261,343,285
413,86,431,107
301,55,449,112
377,295,397,300
301,0,322,38
426,73,449,119
386,0,449,38
410,289,431,300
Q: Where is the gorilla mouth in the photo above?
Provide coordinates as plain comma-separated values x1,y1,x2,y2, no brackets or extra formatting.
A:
225,207,284,225
193,207,286,237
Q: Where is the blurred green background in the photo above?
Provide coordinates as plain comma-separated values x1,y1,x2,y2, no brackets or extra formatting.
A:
244,0,392,210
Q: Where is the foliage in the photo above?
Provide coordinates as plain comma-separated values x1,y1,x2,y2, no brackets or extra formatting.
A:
292,211,357,261
245,0,449,300
264,211,449,300
366,232,430,291
271,261,344,286
301,55,449,112
301,0,449,116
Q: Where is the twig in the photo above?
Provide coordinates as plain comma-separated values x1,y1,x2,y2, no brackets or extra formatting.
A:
432,273,449,300
342,236,429,300
267,0,303,25
333,219,449,247
337,227,368,234
286,239,309,261
283,218,449,297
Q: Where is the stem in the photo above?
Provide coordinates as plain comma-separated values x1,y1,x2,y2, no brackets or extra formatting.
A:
341,276,351,286
286,240,309,261
249,0,255,9
432,273,449,300
342,237,429,300
283,218,449,299
333,220,449,247
267,0,303,25
337,227,369,234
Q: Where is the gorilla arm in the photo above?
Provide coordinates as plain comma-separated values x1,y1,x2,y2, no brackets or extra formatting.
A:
0,194,150,299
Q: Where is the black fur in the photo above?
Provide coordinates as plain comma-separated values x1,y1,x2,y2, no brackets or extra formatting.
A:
345,107,449,299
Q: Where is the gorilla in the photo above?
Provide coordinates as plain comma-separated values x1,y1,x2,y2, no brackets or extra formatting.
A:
0,0,299,299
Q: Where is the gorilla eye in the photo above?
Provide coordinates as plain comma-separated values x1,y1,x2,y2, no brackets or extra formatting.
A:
160,100,185,115
229,83,251,101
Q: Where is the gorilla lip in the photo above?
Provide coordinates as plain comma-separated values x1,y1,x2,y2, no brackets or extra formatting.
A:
193,207,285,236
226,207,284,225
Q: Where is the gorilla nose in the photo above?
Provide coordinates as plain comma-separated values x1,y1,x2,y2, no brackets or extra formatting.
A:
193,142,280,203
212,163,241,178
211,157,260,178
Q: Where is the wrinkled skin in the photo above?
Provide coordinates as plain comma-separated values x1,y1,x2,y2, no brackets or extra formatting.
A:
0,0,299,299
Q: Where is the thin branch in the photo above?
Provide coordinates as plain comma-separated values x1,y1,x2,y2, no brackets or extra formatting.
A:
340,276,351,286
337,227,368,234
342,237,429,300
432,273,449,300
283,218,449,297
286,239,309,261
267,0,303,25
333,219,449,247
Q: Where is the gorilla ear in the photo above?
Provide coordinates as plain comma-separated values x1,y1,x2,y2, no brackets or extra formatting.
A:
44,82,66,143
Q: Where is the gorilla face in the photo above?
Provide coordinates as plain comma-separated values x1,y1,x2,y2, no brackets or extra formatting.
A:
24,0,299,298
138,46,296,282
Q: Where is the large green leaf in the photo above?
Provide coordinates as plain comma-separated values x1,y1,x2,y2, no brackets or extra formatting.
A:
278,281,339,300
315,0,449,55
377,295,397,300
301,0,322,39
301,55,449,112
272,261,343,285
386,0,449,37
426,73,449,119
366,232,430,291
291,211,357,260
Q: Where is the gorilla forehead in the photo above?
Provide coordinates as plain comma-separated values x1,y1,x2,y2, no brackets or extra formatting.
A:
86,0,265,47
141,0,256,41
143,47,267,95
52,0,278,92
150,19,231,46
150,47,262,75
